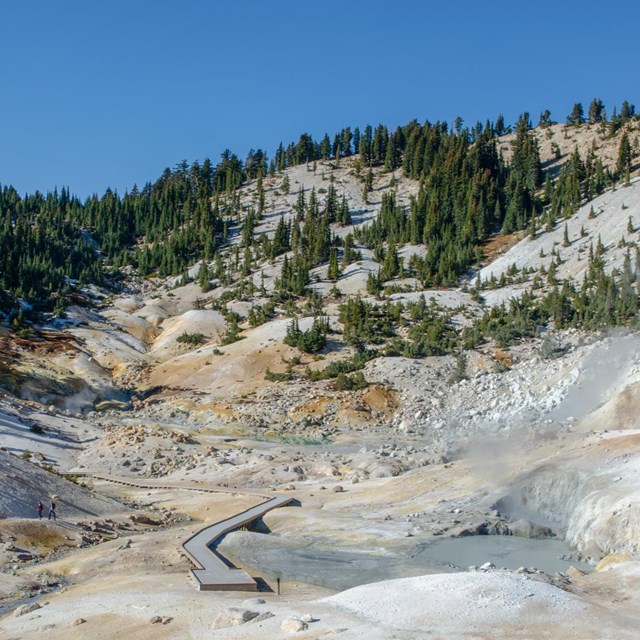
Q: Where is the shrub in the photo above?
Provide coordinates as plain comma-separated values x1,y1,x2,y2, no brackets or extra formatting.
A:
334,371,368,391
284,317,329,354
265,367,293,382
307,349,376,381
176,332,205,345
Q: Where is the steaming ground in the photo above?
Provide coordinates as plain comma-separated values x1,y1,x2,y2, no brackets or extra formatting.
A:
3,327,640,639
2,146,640,637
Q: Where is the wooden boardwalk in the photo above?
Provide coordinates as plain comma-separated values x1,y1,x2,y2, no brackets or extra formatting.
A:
73,474,295,591
182,494,294,590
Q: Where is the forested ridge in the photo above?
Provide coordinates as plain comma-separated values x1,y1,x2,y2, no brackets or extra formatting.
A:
1,98,638,342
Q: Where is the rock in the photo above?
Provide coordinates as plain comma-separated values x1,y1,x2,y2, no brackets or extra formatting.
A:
567,566,587,580
129,514,162,526
300,613,317,623
73,618,86,626
15,602,41,617
507,518,555,539
242,598,266,606
253,612,275,623
332,485,344,493
480,562,495,571
150,616,162,624
212,608,259,629
280,616,309,633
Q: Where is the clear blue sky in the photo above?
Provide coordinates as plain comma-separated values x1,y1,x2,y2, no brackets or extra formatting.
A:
1,0,638,198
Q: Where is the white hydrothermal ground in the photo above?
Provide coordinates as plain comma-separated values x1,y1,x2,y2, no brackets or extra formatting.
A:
323,572,589,633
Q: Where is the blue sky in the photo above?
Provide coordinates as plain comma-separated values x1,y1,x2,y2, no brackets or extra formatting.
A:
1,0,638,198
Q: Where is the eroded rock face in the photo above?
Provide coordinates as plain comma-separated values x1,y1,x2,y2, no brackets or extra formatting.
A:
495,438,640,558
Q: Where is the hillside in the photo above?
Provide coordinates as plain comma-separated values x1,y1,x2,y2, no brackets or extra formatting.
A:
2,106,640,639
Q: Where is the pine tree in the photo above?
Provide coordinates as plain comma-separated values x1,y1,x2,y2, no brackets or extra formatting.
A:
616,132,632,183
198,261,211,292
257,175,265,215
567,103,585,126
588,98,605,123
327,247,340,281
338,194,351,225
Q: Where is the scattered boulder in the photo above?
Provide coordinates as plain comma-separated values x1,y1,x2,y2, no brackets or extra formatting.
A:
150,616,162,624
73,618,86,626
129,514,163,526
280,616,308,633
242,597,266,606
332,485,344,493
508,519,555,539
253,612,275,623
212,608,259,629
14,602,41,617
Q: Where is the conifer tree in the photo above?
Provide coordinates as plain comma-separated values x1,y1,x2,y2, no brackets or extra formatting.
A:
199,261,211,292
616,132,632,183
567,103,585,126
257,176,265,215
327,247,340,281
588,98,605,123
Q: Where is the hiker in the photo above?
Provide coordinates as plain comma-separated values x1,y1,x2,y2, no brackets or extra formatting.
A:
48,500,56,521
37,501,43,519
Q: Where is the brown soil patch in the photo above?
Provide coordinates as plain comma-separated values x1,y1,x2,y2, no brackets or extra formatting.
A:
173,398,236,419
610,383,640,429
481,231,525,265
595,433,640,454
290,397,335,420
493,349,513,367
336,405,376,425
1,520,73,554
361,385,398,416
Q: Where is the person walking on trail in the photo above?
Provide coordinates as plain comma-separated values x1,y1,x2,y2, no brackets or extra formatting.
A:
37,501,43,519
48,500,56,521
